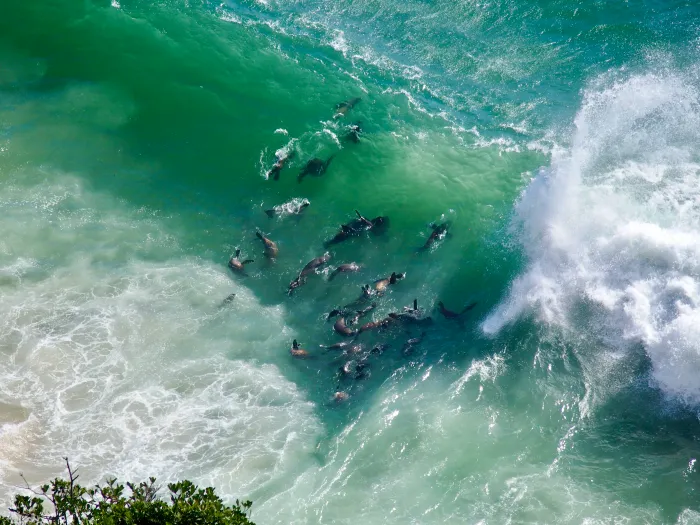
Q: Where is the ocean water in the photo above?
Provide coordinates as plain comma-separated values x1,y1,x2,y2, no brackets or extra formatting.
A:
1,0,700,522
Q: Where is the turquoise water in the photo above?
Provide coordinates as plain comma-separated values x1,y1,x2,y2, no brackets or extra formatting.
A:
1,0,700,522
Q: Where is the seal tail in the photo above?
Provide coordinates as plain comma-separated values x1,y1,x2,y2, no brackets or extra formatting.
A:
328,269,339,281
324,155,336,170
256,231,264,241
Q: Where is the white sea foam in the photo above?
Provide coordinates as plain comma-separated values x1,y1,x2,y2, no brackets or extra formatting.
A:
0,171,321,506
484,70,700,404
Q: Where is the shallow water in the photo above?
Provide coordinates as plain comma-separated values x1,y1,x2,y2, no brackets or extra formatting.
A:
1,0,700,523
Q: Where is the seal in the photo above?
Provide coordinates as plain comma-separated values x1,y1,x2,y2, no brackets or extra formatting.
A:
388,299,433,326
328,262,361,281
339,360,356,377
373,271,405,293
265,198,310,219
333,316,358,337
370,343,390,355
288,252,332,294
334,97,361,119
228,249,254,274
437,301,478,319
333,389,349,403
327,303,376,336
324,211,389,247
419,222,450,252
290,339,309,358
267,150,296,181
402,332,426,356
256,231,279,259
298,155,335,183
354,360,370,380
220,293,236,306
358,317,393,333
321,340,355,352
343,122,363,143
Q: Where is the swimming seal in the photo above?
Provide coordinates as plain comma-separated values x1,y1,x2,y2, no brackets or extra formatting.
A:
220,293,236,306
256,231,279,259
343,122,363,144
334,97,361,119
321,340,355,352
288,252,332,294
324,211,389,247
354,360,370,380
437,301,478,319
333,389,349,403
370,343,390,355
228,249,254,274
267,151,295,181
327,303,376,336
333,316,358,337
290,339,309,358
373,271,405,293
358,317,393,333
419,222,450,252
339,360,356,377
298,155,335,183
402,332,426,356
328,262,361,281
388,299,433,326
265,198,310,219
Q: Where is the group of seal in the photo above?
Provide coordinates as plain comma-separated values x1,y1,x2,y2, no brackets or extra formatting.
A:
224,97,474,404
265,98,364,184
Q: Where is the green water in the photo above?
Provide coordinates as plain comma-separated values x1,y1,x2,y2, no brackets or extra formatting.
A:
1,0,700,523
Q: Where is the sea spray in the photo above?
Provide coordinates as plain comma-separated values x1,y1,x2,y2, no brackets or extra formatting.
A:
485,70,700,404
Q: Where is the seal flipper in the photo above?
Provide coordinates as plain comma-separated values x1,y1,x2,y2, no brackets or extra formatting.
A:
355,210,372,227
256,231,264,240
461,302,478,314
242,259,254,265
265,209,276,219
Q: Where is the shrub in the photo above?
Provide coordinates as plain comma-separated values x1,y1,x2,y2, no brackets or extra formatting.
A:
1,459,254,525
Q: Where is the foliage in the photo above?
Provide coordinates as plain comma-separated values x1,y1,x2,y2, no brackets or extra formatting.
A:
0,459,254,525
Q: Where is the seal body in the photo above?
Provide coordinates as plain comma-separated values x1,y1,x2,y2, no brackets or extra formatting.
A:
334,97,361,118
334,317,358,337
298,156,335,182
267,150,295,181
290,339,309,358
228,249,254,274
256,231,279,259
420,222,449,251
328,262,361,281
288,253,332,294
373,272,404,293
265,198,309,219
324,212,388,247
